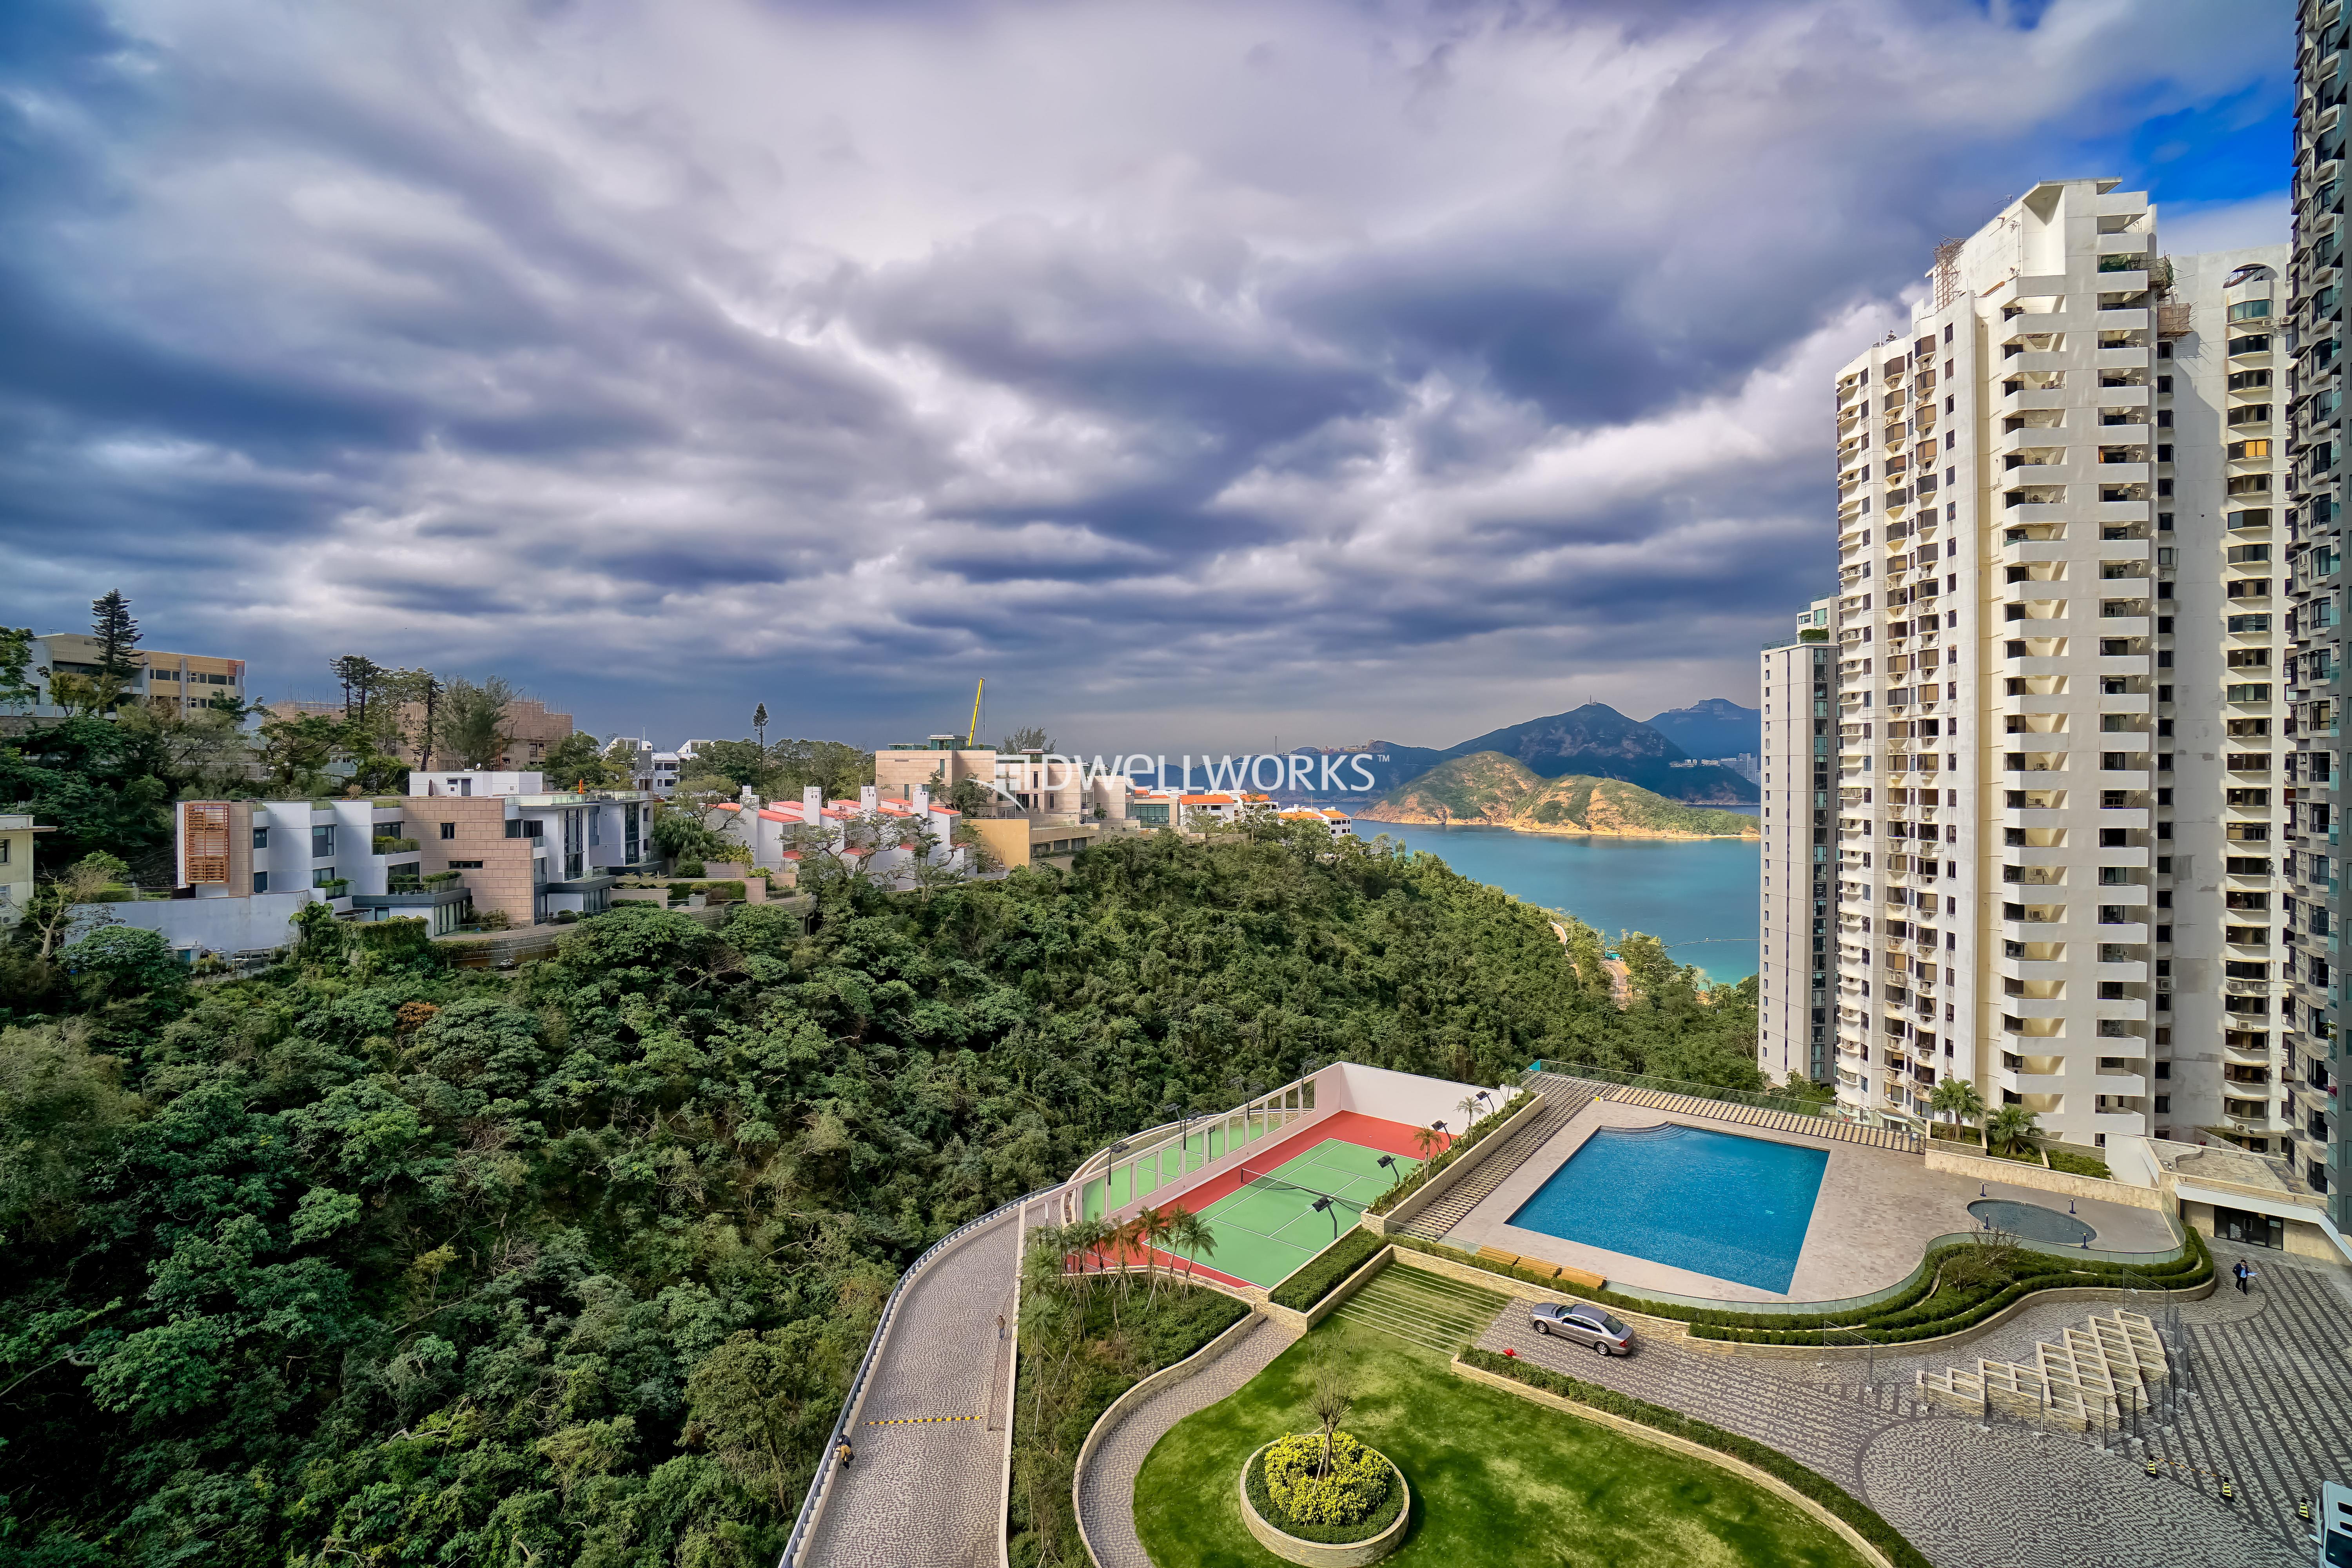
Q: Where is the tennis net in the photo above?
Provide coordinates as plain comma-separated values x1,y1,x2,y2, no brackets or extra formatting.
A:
1237,1163,1370,1212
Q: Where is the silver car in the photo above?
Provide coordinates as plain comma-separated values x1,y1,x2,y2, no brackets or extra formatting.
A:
1530,1301,1634,1356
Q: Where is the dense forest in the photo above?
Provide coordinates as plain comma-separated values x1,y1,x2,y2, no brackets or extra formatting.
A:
0,818,1759,1566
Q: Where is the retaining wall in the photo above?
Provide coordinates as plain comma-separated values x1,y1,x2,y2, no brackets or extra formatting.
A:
1363,1091,1548,1237
1923,1144,2167,1212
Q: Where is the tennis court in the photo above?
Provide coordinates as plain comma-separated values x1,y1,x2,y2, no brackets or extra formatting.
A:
1177,1137,1421,1289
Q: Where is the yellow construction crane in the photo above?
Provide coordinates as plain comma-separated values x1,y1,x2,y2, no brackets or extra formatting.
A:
967,678,984,747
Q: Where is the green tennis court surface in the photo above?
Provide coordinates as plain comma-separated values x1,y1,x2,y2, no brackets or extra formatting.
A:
1185,1139,1420,1289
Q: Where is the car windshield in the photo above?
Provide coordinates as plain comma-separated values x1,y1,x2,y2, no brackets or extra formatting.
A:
1601,1313,1629,1334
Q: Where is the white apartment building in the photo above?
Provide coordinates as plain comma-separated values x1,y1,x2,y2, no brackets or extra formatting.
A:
1823,178,2177,1150
1758,598,1838,1086
1804,179,2307,1157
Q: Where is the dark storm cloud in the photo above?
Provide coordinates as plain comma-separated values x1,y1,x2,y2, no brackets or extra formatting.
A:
0,0,2292,747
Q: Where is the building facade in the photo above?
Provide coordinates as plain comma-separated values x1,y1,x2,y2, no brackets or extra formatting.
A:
1758,598,1838,1086
2289,0,2350,1225
1822,179,2165,1149
18,633,245,718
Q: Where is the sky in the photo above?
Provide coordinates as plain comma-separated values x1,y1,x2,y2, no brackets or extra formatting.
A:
0,0,2298,754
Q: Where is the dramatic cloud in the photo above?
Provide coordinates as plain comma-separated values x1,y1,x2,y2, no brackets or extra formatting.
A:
0,0,2294,749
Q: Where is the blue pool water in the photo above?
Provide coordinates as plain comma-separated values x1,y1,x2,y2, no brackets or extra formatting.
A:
1507,1124,1828,1294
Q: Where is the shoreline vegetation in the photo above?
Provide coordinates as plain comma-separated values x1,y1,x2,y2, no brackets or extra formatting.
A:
1359,754,1760,840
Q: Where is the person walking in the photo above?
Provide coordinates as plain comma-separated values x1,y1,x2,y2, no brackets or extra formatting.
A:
836,1437,855,1469
2243,1259,2259,1293
2232,1258,2251,1294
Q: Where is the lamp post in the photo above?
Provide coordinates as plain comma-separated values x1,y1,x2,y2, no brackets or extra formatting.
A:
1312,1196,1338,1238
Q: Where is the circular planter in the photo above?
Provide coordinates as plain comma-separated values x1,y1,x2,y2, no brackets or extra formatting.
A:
1237,1440,1410,1567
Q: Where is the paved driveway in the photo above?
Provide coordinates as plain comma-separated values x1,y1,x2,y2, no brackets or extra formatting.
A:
802,1200,1035,1568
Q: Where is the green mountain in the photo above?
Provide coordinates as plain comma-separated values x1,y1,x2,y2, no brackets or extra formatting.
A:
1439,702,1755,804
1358,752,1759,838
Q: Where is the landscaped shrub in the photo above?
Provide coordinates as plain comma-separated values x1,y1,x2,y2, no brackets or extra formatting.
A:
1461,1348,1932,1568
2045,1147,2112,1180
1262,1432,1387,1525
1387,1227,2210,1345
1244,1437,1406,1545
1268,1227,1383,1311
674,859,706,878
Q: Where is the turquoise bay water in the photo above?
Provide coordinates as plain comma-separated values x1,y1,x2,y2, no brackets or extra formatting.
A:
1507,1123,1827,1293
1360,819,1759,981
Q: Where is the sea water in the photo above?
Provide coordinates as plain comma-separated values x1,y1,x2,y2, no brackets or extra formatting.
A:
1361,819,1759,982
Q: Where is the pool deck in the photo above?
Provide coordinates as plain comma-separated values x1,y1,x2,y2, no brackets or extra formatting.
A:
1443,1097,2175,1303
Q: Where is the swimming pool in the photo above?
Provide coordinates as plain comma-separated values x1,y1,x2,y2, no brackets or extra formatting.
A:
1506,1123,1829,1294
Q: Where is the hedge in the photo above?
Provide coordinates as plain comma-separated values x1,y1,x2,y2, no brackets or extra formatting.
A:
1243,1441,1406,1545
1268,1227,1384,1311
1460,1347,1932,1568
1390,1227,2210,1345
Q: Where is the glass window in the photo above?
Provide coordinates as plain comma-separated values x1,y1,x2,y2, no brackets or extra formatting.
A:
311,824,335,858
439,822,457,840
253,871,268,893
312,867,336,888
252,826,269,849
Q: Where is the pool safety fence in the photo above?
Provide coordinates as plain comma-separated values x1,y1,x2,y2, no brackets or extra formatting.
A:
1523,1060,1880,1129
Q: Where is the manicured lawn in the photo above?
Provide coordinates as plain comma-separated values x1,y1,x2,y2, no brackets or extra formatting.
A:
1134,1318,1870,1568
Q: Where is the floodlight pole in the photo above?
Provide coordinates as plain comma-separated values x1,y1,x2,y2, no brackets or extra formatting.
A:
1312,1196,1337,1238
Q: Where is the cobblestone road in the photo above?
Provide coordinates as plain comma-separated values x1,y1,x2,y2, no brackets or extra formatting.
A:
1469,1254,2349,1568
802,1200,1033,1568
1074,1313,1301,1568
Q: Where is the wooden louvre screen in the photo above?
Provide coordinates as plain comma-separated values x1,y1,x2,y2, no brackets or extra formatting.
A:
183,803,230,884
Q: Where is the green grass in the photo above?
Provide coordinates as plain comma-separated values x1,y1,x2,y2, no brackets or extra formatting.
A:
1133,1317,1871,1568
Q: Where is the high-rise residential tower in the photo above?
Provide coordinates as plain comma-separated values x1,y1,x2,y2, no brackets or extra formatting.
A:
1758,597,1838,1085
2288,0,2348,1225
1789,180,2311,1159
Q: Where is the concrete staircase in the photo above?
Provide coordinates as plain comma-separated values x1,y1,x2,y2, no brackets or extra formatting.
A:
1399,1073,1603,1241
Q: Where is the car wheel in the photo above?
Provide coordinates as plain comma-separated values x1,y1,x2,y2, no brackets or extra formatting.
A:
1533,1321,1548,1336
1593,1342,1611,1357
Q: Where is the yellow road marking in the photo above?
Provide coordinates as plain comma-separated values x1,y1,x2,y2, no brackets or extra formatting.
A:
864,1414,983,1426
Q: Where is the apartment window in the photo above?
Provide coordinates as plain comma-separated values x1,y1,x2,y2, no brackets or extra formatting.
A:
311,824,335,858
312,867,336,888
252,827,269,849
253,871,269,894
439,822,457,840
447,860,484,870
505,818,544,840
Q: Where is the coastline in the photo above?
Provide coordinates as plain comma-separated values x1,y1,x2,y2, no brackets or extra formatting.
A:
1356,810,1757,842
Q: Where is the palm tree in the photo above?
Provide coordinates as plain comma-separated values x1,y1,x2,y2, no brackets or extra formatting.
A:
1169,1211,1217,1286
1133,1205,1169,1305
1986,1103,2041,1156
1927,1076,1987,1139
1413,1124,1444,1161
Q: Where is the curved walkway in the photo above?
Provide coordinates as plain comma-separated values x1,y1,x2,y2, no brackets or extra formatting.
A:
1074,1313,1303,1568
802,1198,1040,1568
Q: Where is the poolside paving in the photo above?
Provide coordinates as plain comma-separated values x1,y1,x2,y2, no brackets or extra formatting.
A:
1442,1093,2172,1302
1468,1250,2350,1568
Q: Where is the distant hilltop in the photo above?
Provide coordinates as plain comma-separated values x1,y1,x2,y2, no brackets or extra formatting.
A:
1325,700,1757,805
1644,698,1760,764
1357,754,1760,839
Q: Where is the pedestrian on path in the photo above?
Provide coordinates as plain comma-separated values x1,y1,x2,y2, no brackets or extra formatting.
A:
2232,1258,2252,1294
998,1314,1006,1339
2242,1260,2258,1293
836,1438,855,1469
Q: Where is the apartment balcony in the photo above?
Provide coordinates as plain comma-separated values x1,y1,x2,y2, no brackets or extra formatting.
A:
2000,807,2066,831
2005,846,2075,868
2096,806,2150,829
2004,503,2071,527
2095,1071,2149,1096
2000,917,2073,944
2095,844,2151,869
1998,539,2072,567
2095,960,2149,984
2009,350,2072,374
2097,309,2151,332
2096,690,2153,714
2092,920,2149,943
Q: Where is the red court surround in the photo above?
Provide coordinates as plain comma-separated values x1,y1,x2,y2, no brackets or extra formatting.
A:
1067,1109,1446,1286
